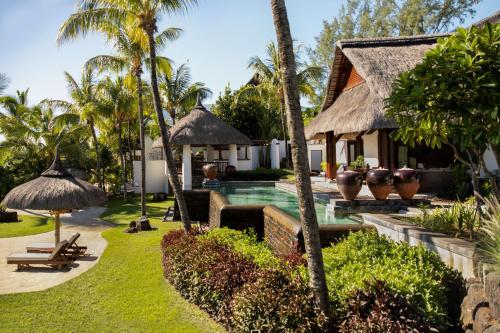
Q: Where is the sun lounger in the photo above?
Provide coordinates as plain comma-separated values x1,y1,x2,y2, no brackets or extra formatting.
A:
7,240,72,270
26,232,87,257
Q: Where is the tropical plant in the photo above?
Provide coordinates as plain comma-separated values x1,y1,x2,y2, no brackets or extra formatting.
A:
158,63,211,124
86,23,179,217
479,195,500,272
57,0,198,231
42,68,105,188
350,155,365,170
386,24,500,201
270,0,330,316
98,76,135,200
244,41,322,167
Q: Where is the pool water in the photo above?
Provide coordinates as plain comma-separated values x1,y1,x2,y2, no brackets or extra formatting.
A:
217,183,360,225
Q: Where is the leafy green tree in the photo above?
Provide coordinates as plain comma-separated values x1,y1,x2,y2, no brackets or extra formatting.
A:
58,0,198,232
308,0,479,109
386,24,500,200
212,85,279,140
158,63,211,124
245,41,322,166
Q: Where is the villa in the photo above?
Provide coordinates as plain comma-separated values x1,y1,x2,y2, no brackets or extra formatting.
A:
305,34,499,191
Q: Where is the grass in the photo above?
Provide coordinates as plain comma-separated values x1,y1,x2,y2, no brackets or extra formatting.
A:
0,195,224,332
0,215,54,238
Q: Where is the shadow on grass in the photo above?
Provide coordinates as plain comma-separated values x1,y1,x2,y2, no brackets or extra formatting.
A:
100,195,174,226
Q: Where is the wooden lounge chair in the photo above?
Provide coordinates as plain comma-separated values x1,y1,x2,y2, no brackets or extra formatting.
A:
7,241,72,270
26,232,87,257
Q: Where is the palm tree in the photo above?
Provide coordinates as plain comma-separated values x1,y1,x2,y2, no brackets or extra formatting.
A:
57,0,197,232
158,63,212,124
42,68,104,188
246,42,322,167
86,23,180,219
98,76,135,201
270,0,330,315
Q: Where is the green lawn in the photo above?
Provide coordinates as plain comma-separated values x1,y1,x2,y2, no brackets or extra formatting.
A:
0,196,224,332
0,215,54,238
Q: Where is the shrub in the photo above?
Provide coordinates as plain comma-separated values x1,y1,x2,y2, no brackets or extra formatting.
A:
407,198,479,238
322,231,461,328
479,195,500,273
338,280,436,333
162,229,258,324
231,269,327,333
200,228,282,269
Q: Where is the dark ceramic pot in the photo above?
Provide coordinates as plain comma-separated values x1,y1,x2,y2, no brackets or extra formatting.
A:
202,164,218,180
394,167,420,200
366,168,394,200
225,165,237,176
336,170,363,200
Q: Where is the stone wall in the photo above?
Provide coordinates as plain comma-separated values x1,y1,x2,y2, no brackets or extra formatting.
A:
461,272,500,333
174,189,211,223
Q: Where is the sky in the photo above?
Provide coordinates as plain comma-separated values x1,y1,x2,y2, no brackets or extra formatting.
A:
0,0,499,106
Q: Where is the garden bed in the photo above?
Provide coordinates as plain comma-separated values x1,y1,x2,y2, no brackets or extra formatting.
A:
162,227,463,332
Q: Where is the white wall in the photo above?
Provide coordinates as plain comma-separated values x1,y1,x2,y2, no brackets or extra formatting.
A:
337,140,347,165
307,142,326,171
133,160,168,194
363,131,379,168
481,146,499,177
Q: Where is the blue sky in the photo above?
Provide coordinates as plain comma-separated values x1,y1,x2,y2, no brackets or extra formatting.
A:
0,0,498,105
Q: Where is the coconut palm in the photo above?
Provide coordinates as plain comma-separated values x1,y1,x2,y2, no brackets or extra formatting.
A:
270,0,330,315
86,23,180,218
158,63,212,124
42,68,105,188
98,76,135,201
57,0,198,232
246,41,322,167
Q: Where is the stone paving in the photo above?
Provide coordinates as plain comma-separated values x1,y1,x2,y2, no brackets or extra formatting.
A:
0,207,111,294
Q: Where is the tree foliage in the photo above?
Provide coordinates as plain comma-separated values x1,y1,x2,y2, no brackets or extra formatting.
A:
386,23,500,196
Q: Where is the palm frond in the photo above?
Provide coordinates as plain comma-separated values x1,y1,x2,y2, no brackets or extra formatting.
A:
155,27,183,49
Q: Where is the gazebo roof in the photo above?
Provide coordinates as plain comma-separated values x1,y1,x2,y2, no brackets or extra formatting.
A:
153,99,252,148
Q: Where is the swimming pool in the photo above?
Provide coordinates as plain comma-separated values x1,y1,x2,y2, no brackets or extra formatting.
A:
216,183,360,225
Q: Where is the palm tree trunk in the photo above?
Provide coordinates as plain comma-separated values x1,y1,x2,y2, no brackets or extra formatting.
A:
136,72,147,217
270,0,330,315
145,29,191,231
127,120,133,182
279,97,289,168
118,122,127,201
89,121,102,188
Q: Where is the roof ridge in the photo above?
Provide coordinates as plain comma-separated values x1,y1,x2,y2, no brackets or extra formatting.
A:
337,33,450,48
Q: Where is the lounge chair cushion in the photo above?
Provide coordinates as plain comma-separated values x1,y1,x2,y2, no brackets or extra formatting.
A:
7,253,51,261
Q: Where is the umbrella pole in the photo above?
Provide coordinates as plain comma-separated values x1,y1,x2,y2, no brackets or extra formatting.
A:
55,212,61,245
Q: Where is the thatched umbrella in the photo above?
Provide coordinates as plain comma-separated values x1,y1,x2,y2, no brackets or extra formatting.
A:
1,148,107,245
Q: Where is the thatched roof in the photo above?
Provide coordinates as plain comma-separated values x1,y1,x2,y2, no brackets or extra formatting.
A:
1,150,107,210
305,34,449,138
153,99,252,148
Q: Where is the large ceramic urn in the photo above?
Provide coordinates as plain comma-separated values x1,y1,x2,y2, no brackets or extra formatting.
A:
394,167,420,200
225,165,237,176
336,170,363,200
202,164,218,180
366,168,394,200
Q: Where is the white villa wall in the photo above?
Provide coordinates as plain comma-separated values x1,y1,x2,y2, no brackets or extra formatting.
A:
337,140,347,166
133,160,168,194
250,146,261,169
363,131,379,168
307,142,326,171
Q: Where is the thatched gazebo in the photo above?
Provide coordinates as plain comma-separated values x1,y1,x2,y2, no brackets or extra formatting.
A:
153,97,252,189
2,149,107,245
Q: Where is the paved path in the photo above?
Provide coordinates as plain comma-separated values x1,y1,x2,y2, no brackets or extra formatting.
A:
0,207,111,295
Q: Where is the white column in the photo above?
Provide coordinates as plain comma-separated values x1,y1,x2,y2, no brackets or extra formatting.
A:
163,160,169,194
271,138,280,169
206,145,214,162
182,144,192,190
229,144,238,169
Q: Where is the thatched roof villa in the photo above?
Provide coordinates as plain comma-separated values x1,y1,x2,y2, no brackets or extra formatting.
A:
305,34,457,191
